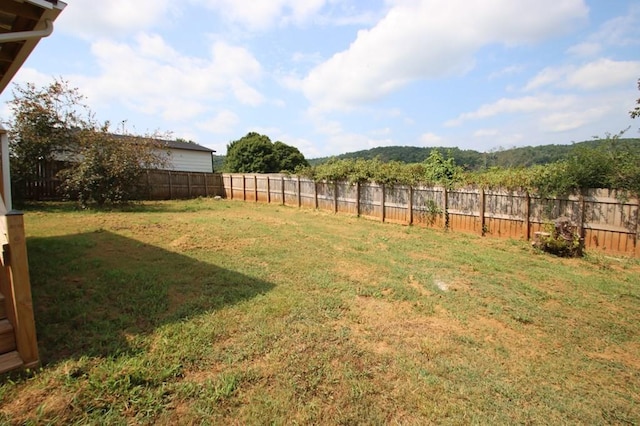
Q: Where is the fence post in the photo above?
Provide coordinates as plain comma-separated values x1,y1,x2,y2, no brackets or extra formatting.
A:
3,211,39,368
168,171,173,200
355,181,360,217
479,187,486,236
241,175,246,200
381,183,386,223
297,175,301,208
635,196,640,258
408,185,413,225
524,191,531,240
314,181,318,209
229,175,233,200
187,173,192,198
266,176,271,204
281,176,285,205
577,190,586,242
334,182,338,213
443,187,448,229
254,175,258,202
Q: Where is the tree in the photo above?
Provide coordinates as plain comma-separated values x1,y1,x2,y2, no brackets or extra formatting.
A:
8,79,167,205
224,132,308,173
8,79,88,189
58,130,167,206
631,78,640,120
272,141,309,172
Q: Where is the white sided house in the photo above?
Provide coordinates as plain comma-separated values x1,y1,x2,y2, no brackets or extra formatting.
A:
160,139,216,173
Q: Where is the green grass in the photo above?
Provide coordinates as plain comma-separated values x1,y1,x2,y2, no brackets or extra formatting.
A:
1,198,639,424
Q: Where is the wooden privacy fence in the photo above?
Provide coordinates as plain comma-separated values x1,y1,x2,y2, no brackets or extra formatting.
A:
143,170,224,200
222,173,640,257
15,169,225,201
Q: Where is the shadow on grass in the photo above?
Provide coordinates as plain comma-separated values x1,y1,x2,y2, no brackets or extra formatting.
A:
26,230,274,365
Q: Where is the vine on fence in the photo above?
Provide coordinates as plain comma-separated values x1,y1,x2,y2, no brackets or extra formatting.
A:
299,137,640,199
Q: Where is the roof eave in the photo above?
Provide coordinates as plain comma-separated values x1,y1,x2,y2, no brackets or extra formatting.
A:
0,0,67,95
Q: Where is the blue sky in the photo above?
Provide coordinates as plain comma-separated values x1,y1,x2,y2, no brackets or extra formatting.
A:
2,0,639,158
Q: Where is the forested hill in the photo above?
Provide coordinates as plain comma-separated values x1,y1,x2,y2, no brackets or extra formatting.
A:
307,138,640,170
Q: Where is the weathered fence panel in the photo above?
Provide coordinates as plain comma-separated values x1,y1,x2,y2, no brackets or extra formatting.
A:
219,174,639,257
448,188,480,234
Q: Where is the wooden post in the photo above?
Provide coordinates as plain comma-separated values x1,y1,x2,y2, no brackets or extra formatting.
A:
229,175,233,200
479,187,486,236
4,212,39,368
187,173,192,198
204,173,209,197
168,171,173,200
355,182,361,217
297,176,302,208
281,176,285,205
635,197,640,258
334,182,338,213
443,187,449,229
408,185,413,225
266,176,271,204
242,175,246,201
381,183,386,223
577,190,586,241
254,175,258,202
524,191,531,240
314,181,318,209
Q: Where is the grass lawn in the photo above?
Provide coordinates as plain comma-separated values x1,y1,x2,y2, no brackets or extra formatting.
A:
1,198,639,424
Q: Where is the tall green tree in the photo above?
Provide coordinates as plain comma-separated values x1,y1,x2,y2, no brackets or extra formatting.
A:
272,141,308,172
224,132,308,173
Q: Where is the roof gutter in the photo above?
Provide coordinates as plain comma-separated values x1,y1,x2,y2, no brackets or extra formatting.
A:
0,19,53,43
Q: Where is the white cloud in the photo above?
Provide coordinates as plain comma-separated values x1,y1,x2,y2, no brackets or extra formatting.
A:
540,106,610,133
57,0,176,38
299,0,588,110
193,0,327,30
74,35,263,122
488,65,525,80
420,132,443,145
566,42,601,57
197,110,240,134
445,95,575,127
524,59,640,92
566,5,640,57
566,59,640,90
474,129,499,137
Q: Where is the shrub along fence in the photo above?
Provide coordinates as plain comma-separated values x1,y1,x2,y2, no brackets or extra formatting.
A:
222,173,640,257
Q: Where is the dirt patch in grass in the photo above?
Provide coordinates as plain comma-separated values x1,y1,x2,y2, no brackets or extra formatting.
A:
586,341,640,369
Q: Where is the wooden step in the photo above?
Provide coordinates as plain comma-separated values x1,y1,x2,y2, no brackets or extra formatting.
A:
0,319,17,354
0,292,6,320
0,351,23,374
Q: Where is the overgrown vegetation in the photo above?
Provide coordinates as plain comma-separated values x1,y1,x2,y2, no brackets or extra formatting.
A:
8,79,168,206
1,199,638,424
297,131,640,198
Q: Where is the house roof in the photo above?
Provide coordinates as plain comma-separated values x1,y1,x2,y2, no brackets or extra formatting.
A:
163,139,216,153
110,134,215,153
0,0,67,95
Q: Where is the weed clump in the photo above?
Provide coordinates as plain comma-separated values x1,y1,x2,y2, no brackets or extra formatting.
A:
533,217,583,257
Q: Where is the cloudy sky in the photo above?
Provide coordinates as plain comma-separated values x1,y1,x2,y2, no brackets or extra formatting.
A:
2,0,639,157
